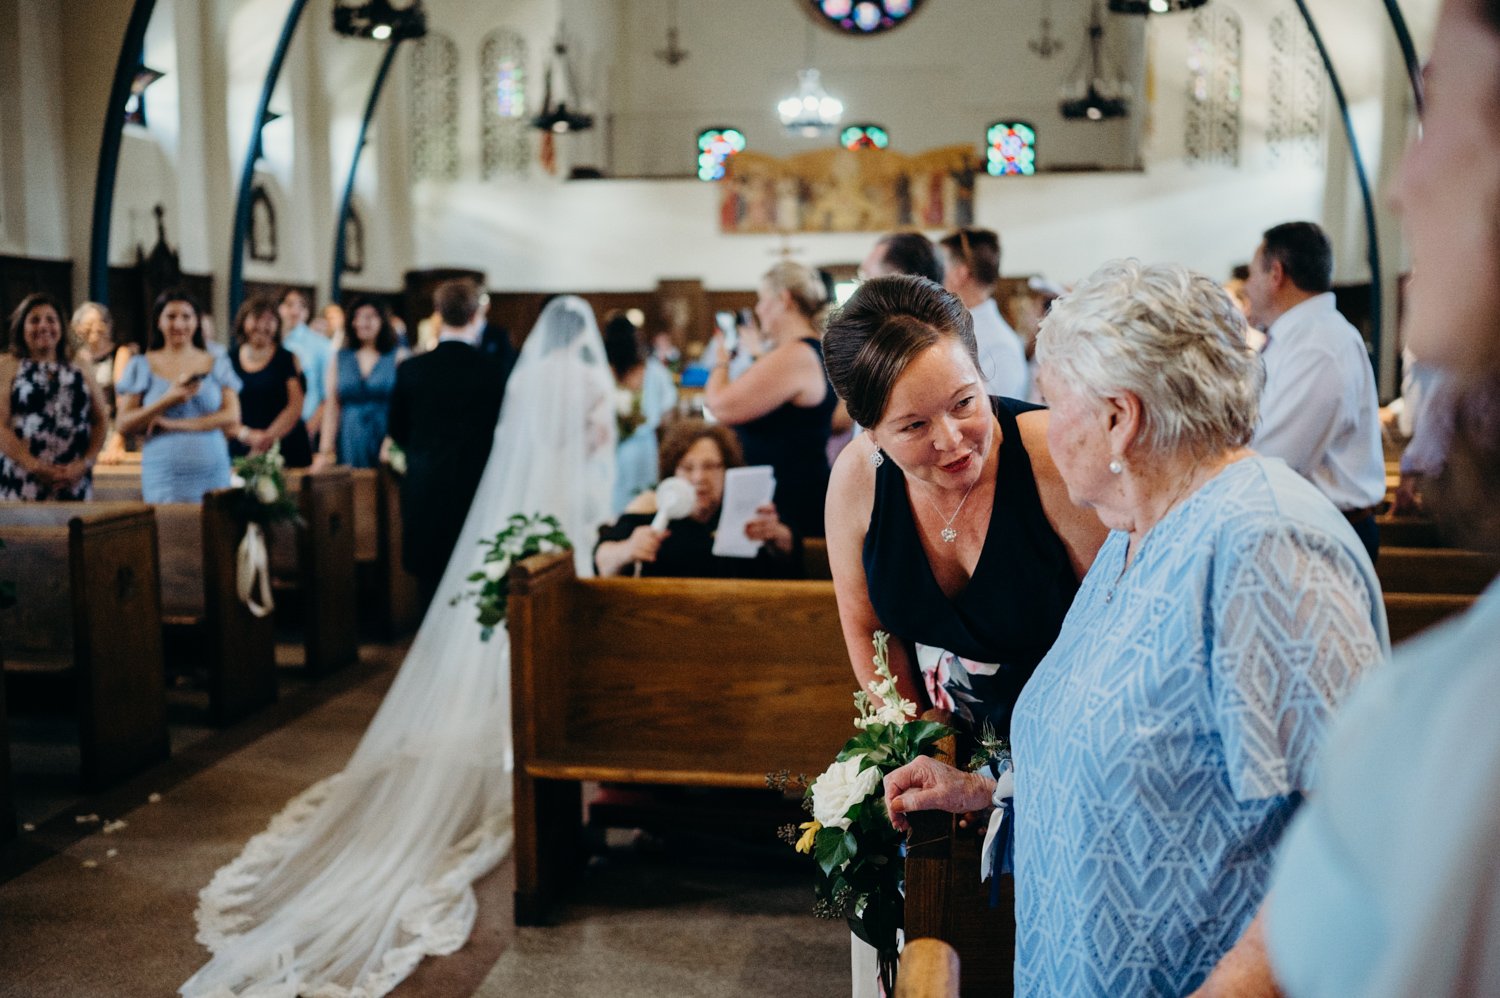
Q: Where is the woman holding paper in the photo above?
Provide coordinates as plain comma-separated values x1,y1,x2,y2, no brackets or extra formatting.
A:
704,261,836,538
594,419,801,579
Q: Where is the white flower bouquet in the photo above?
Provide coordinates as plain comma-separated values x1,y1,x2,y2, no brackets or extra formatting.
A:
773,631,952,995
230,443,299,526
452,513,570,640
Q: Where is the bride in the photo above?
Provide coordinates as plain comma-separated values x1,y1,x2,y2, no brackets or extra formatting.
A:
182,296,617,998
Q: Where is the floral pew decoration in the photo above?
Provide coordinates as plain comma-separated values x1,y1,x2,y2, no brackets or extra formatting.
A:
229,444,300,618
453,513,570,641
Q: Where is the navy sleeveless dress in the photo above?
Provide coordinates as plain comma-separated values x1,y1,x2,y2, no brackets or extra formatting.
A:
733,337,836,538
863,397,1078,737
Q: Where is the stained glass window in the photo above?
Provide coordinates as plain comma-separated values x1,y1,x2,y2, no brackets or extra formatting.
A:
1268,12,1325,167
697,128,746,182
809,0,924,35
1185,6,1242,166
986,122,1037,176
482,29,530,179
409,33,459,181
840,124,889,150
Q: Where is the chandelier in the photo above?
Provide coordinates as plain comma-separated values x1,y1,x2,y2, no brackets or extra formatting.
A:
331,0,427,42
778,69,845,137
1059,0,1130,121
532,38,594,133
1108,0,1208,13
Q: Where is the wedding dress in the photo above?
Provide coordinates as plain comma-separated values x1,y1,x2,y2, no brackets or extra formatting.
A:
182,297,617,998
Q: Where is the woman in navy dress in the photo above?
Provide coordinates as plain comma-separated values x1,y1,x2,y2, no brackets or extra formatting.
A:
319,296,402,469
115,289,241,503
822,275,1105,735
0,293,109,500
228,294,312,468
705,261,837,538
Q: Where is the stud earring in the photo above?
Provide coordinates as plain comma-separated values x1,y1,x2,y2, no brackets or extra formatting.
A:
870,448,885,469
1108,458,1124,475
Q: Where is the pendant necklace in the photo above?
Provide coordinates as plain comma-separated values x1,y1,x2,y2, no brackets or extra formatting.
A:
922,479,978,544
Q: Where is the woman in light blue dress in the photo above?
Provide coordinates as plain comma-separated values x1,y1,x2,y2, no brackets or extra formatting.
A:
1191,2,1500,995
882,261,1388,997
115,288,241,503
603,313,677,513
320,297,403,469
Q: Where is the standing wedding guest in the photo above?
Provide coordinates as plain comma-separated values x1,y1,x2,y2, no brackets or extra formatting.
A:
605,312,677,513
938,227,1029,400
70,301,130,462
0,294,109,500
861,231,945,284
823,274,1104,733
115,289,241,503
883,260,1387,998
595,420,797,579
1192,3,1500,994
321,302,346,344
387,279,513,607
319,296,404,469
278,288,331,441
1245,221,1385,559
705,261,837,537
227,295,312,467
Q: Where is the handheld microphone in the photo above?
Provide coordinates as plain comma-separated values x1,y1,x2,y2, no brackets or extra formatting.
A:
651,476,696,531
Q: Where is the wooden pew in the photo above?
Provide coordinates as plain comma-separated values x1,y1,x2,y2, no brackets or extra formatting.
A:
1376,547,1500,595
506,550,856,925
1375,514,1443,549
156,491,277,724
268,469,358,676
895,939,960,998
0,503,168,790
0,666,14,840
1386,592,1475,644
347,466,420,638
92,464,359,676
802,537,832,580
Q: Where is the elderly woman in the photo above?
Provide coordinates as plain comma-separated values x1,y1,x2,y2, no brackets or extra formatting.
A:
0,294,109,499
705,261,836,537
1191,3,1500,995
71,302,131,463
884,260,1389,997
594,419,798,579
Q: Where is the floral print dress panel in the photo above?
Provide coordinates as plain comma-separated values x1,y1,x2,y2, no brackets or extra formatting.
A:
0,360,95,500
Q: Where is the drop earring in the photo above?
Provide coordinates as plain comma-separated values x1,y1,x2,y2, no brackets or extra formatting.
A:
870,447,885,469
1108,458,1124,475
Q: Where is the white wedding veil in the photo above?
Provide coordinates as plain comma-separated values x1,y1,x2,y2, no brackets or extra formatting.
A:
183,296,616,998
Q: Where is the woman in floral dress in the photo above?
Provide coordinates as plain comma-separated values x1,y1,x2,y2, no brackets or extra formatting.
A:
0,293,109,500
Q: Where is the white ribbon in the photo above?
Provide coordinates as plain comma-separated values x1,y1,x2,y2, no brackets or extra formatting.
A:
236,521,275,618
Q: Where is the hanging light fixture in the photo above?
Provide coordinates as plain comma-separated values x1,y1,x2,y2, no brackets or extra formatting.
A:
331,0,427,42
777,69,845,137
655,0,689,66
1108,0,1208,13
1059,0,1130,121
532,36,594,133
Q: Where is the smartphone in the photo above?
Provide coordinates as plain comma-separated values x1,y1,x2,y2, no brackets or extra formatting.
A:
737,307,755,328
183,371,208,388
714,310,739,356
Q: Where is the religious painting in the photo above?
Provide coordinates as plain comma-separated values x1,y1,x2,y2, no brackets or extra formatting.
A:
719,144,977,234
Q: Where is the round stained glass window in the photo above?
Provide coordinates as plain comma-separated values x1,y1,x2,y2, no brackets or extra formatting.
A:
809,0,925,35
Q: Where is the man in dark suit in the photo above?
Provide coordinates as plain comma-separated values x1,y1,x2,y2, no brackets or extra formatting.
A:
387,279,514,609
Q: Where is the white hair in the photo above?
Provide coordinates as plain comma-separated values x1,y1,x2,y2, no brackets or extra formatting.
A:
1036,259,1264,460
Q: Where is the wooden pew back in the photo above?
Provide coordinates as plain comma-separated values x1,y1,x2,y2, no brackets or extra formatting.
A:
512,552,854,785
1377,547,1500,595
156,503,206,621
0,503,168,788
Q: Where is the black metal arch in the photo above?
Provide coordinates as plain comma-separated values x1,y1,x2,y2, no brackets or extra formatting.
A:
89,0,158,304
330,38,403,302
1381,0,1424,115
228,0,310,318
1292,0,1382,372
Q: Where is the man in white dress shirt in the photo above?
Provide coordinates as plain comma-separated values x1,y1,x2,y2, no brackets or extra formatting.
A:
938,227,1029,399
1246,221,1386,559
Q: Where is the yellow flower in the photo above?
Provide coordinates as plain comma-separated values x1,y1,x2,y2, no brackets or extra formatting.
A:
795,820,821,854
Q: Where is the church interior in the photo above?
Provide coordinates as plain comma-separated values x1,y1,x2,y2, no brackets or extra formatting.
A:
0,1,1485,996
